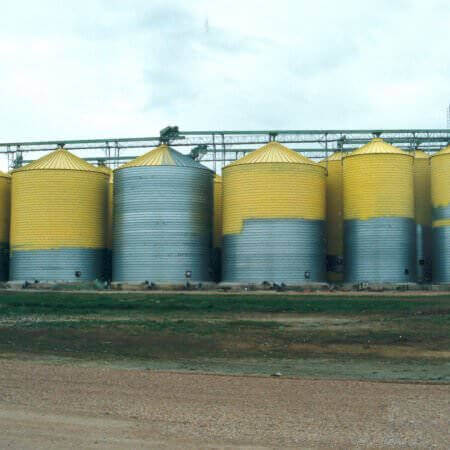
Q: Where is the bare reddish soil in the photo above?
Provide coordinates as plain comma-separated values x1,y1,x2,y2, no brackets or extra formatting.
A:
0,359,448,449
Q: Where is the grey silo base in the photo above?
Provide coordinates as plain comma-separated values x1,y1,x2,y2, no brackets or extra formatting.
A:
9,248,107,282
104,249,112,281
344,217,416,283
416,224,432,283
222,219,326,284
0,243,8,281
326,254,344,274
326,254,344,280
432,226,450,283
112,166,213,283
432,205,450,283
212,247,222,282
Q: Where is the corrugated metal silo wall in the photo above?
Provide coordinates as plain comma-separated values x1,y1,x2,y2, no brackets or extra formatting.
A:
431,151,450,282
212,175,223,281
0,176,11,280
222,164,326,283
322,158,343,281
112,166,213,283
105,172,113,280
343,154,416,283
414,154,432,282
10,171,108,281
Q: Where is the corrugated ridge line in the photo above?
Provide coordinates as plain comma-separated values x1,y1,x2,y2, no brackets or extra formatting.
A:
14,149,104,173
320,151,343,162
117,145,210,170
431,144,450,158
345,138,411,158
227,142,322,167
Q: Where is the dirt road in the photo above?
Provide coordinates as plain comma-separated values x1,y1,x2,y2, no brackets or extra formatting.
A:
0,360,448,449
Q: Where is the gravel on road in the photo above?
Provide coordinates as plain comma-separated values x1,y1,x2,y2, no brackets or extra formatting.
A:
0,359,448,449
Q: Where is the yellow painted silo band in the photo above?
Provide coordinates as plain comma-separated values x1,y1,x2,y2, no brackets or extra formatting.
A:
0,175,11,245
11,170,108,251
320,154,343,257
433,218,450,228
343,153,414,220
430,146,450,281
431,146,450,209
413,151,431,226
223,163,326,235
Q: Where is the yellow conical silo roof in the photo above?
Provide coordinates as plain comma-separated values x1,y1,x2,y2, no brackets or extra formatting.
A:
97,165,113,185
414,150,430,159
97,165,112,174
117,144,209,170
431,144,450,158
13,148,105,173
227,142,320,167
320,151,343,163
344,138,411,158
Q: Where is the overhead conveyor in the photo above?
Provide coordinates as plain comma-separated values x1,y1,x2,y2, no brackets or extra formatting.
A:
1,126,449,172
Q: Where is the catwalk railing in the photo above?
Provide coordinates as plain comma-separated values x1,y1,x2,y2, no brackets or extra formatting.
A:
1,127,449,172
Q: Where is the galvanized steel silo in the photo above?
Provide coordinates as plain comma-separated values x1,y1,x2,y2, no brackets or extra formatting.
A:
414,150,432,282
0,172,11,280
222,142,326,284
321,152,343,282
10,148,108,281
212,175,223,281
431,145,450,283
112,144,213,283
343,138,416,283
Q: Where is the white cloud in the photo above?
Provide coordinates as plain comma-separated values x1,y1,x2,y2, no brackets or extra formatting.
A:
0,0,448,160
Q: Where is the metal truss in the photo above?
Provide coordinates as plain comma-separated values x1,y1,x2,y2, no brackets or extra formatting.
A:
1,126,449,172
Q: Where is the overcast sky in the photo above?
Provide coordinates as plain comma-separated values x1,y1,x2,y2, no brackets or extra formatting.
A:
0,0,449,144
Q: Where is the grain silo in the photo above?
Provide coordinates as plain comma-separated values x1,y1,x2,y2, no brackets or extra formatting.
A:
0,171,11,281
431,145,450,283
10,148,108,281
97,165,113,280
222,141,326,284
343,138,416,283
112,144,213,283
320,152,343,282
414,150,432,282
212,175,223,281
